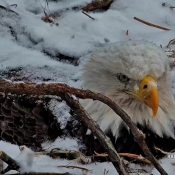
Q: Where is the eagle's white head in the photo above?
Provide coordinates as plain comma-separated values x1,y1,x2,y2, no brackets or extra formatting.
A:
82,41,175,139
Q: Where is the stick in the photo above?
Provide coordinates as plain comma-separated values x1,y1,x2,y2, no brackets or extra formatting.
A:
0,80,168,175
134,17,170,31
119,153,151,164
62,94,128,175
94,151,151,164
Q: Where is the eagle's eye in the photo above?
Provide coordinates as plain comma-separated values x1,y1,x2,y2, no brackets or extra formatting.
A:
116,73,130,83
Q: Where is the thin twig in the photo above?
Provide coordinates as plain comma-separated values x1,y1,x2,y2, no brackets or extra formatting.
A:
134,17,170,31
57,165,91,172
82,11,95,20
0,80,168,175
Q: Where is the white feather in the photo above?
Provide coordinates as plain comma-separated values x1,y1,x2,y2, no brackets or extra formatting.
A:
81,40,175,139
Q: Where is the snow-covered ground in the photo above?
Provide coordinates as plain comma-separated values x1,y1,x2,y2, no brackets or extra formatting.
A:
1,0,175,174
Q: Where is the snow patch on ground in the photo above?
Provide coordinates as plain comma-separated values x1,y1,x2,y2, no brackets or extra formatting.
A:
42,137,81,152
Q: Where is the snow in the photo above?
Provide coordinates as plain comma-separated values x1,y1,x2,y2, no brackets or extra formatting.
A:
42,137,81,151
0,0,175,174
48,99,71,129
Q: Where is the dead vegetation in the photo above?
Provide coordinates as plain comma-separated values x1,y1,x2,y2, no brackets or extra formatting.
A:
82,0,113,12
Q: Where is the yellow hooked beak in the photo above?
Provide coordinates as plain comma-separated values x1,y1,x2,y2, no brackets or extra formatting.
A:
135,75,159,117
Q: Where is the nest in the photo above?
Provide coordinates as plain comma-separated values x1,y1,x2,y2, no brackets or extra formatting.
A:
0,94,61,149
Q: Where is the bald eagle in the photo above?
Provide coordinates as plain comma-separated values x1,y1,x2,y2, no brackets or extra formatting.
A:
82,41,175,155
